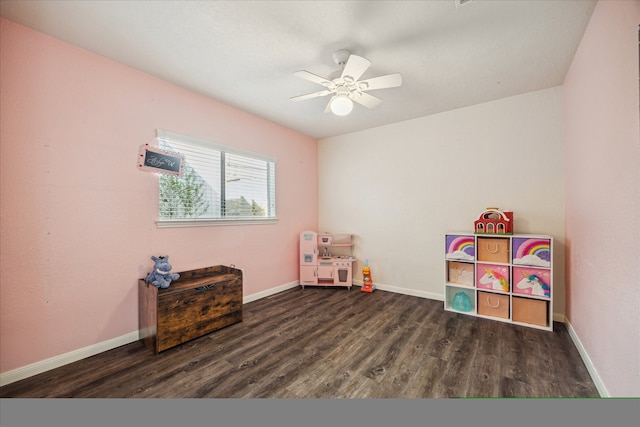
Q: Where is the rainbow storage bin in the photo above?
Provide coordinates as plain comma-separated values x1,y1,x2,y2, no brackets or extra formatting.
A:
445,234,475,261
512,237,551,267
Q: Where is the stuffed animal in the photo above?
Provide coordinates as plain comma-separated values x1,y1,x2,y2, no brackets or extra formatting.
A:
145,255,180,288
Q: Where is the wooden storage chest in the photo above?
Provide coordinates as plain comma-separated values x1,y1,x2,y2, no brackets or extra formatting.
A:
139,265,242,353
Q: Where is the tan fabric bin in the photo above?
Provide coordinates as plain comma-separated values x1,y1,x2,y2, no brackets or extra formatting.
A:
512,297,549,327
477,237,510,263
448,261,474,286
477,291,509,319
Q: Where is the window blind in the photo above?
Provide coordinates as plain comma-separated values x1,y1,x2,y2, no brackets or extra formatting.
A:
156,130,276,224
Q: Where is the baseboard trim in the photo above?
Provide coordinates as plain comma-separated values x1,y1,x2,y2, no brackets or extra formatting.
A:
0,279,579,389
553,312,565,323
565,319,608,397
352,279,443,301
0,330,140,387
0,282,303,387
243,280,300,304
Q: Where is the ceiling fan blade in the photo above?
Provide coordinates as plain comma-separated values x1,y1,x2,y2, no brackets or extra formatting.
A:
340,54,371,82
358,73,403,91
293,70,334,87
324,96,336,113
290,90,333,101
350,92,382,109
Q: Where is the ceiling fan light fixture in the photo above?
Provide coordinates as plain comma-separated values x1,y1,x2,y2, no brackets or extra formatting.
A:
291,51,402,115
330,95,353,116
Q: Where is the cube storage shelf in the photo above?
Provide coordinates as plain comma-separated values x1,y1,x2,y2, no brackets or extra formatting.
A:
444,232,553,331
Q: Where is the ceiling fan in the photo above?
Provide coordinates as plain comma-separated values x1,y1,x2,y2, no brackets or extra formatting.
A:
290,49,403,116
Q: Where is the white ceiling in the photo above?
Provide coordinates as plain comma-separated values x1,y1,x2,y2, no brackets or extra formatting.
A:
0,0,597,139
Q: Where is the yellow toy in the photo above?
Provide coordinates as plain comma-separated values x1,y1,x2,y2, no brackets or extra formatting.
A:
361,259,375,293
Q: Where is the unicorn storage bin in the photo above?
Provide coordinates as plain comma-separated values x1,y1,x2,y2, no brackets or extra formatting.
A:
476,264,510,293
513,266,551,298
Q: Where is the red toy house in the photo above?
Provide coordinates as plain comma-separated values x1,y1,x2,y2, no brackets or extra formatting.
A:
474,208,513,235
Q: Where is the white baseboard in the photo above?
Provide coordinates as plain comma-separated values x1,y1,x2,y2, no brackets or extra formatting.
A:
565,319,608,397
0,281,301,387
352,279,444,301
243,280,300,304
0,330,140,387
0,279,588,390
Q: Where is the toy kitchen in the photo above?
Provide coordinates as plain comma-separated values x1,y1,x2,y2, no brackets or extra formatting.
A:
299,231,356,290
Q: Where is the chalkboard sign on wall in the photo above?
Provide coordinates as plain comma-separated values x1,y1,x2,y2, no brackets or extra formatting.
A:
137,144,185,176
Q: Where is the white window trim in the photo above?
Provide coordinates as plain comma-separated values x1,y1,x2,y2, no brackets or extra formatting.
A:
157,218,279,228
155,130,278,228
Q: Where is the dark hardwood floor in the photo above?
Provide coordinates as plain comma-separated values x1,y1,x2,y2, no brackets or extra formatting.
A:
0,287,599,398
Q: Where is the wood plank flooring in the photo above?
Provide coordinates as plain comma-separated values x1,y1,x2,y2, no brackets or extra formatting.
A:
0,287,599,398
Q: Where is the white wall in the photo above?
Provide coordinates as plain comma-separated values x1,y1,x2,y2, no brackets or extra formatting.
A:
319,87,565,315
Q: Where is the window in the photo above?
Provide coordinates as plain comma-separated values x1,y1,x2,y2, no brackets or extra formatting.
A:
156,130,276,227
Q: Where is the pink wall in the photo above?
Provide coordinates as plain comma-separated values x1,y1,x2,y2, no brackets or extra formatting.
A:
0,19,318,374
563,1,639,397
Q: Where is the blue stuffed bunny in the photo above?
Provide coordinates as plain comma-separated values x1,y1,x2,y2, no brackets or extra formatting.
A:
145,255,180,288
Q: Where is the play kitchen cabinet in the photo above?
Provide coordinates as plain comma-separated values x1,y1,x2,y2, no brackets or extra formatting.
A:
299,231,355,289
444,233,553,331
139,265,243,353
